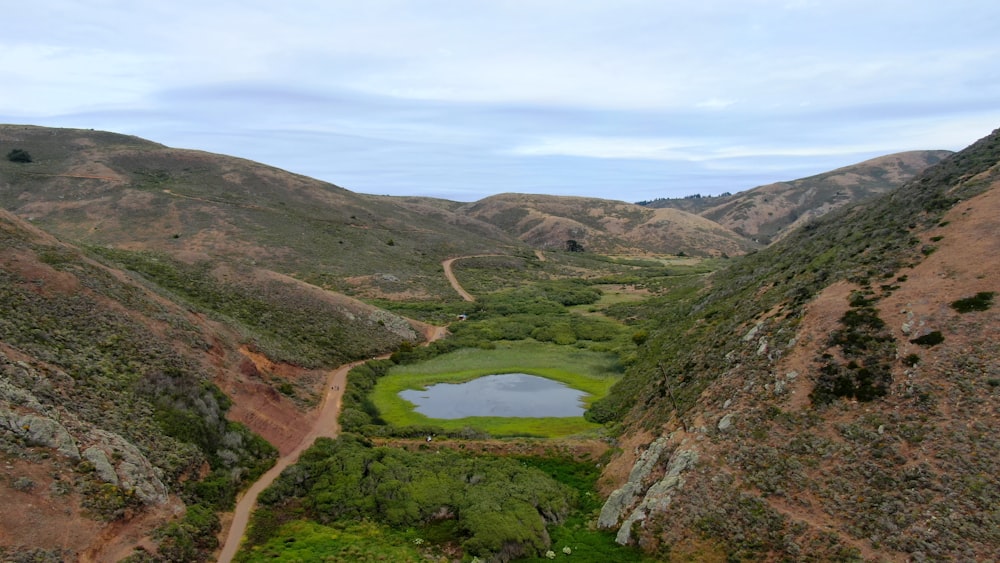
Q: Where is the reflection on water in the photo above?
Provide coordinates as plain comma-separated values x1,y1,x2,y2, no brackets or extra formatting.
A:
399,373,588,419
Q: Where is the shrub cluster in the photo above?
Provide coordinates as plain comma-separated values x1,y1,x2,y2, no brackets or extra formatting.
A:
250,435,574,560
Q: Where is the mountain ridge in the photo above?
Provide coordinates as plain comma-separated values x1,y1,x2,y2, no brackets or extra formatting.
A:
641,150,951,243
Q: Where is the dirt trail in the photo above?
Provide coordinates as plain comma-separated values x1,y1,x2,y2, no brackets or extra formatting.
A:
441,257,477,302
442,254,510,302
217,323,447,562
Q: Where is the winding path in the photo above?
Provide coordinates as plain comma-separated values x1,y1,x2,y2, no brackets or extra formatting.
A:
217,325,448,562
442,257,477,302
444,253,540,302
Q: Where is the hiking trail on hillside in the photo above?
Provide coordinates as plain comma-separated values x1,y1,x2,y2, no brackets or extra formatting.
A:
217,324,447,562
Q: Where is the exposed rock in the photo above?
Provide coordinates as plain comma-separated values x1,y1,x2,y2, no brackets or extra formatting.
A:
717,413,734,432
743,322,764,342
83,446,119,486
88,429,168,505
615,448,699,545
597,434,673,529
0,410,80,461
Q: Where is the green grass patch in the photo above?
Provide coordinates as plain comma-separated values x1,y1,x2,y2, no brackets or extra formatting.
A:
372,342,621,437
239,519,425,562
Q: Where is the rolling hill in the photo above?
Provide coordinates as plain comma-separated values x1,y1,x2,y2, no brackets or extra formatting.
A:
460,192,759,257
641,150,951,243
593,128,999,560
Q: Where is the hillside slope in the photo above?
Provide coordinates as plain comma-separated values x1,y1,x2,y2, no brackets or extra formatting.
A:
0,124,521,301
461,192,759,257
0,207,280,560
0,201,431,560
594,129,999,560
643,150,951,243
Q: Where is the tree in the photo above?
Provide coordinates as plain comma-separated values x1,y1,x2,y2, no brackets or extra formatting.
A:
565,239,584,252
6,148,32,163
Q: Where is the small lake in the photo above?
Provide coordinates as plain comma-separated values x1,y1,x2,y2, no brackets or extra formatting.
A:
399,373,588,419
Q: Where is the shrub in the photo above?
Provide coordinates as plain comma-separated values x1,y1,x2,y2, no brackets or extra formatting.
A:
5,148,32,163
951,291,995,313
910,331,944,347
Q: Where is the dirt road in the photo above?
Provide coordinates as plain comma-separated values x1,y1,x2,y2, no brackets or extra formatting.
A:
217,323,447,562
443,254,521,302
441,257,476,302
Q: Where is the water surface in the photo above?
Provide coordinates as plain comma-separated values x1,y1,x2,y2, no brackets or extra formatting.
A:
399,373,588,419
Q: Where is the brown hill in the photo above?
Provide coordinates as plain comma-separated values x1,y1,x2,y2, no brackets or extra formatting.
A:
0,124,521,302
460,192,759,257
0,196,431,560
644,150,951,243
594,129,1000,560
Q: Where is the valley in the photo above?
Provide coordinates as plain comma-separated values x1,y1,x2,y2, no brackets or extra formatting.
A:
1,124,998,562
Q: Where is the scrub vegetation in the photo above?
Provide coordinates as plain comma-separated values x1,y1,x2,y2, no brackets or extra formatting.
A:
240,436,652,563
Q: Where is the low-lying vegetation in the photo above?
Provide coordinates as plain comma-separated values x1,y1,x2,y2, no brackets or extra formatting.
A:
242,435,575,562
90,248,414,367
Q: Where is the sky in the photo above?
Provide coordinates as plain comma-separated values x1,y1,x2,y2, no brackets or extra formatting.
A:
3,1,1000,202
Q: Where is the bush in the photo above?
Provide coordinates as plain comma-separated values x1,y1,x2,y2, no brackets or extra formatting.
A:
5,148,32,163
951,292,995,313
910,331,945,347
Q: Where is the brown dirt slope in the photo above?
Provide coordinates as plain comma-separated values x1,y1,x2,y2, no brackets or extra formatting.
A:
460,192,758,257
645,150,951,244
598,130,999,561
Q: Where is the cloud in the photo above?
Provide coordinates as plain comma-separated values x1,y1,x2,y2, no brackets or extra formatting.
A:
2,1,999,202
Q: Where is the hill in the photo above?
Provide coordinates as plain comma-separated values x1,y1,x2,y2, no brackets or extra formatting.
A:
593,129,999,560
0,125,523,303
461,192,758,257
641,150,951,244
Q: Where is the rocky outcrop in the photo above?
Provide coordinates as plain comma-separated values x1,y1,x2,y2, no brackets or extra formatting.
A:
597,434,674,529
597,432,700,545
0,410,81,461
614,448,698,545
85,429,168,505
1,353,167,505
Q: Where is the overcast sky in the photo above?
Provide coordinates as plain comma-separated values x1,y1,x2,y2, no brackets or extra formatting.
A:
3,1,999,202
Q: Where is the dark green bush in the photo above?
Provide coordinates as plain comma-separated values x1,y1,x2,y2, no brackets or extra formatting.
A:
5,148,32,162
910,331,945,347
951,291,995,313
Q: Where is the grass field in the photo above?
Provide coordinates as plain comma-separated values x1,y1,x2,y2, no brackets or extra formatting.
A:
372,341,622,438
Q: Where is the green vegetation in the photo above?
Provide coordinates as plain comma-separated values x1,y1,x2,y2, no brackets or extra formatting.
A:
240,520,425,562
0,234,276,561
951,291,995,313
910,330,945,347
89,248,411,367
812,287,896,404
242,435,576,562
6,148,32,163
514,456,652,562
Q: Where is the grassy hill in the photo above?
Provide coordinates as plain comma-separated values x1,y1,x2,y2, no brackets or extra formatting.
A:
461,192,758,257
0,125,522,302
641,150,951,244
593,129,999,560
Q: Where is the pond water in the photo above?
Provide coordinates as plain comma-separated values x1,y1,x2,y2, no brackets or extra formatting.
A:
398,373,588,419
